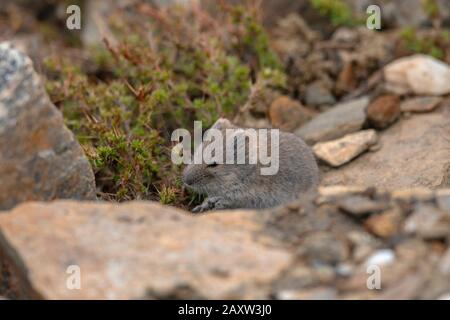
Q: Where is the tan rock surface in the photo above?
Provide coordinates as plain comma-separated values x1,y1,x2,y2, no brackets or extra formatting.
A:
322,106,450,188
313,130,378,167
2,187,450,299
0,201,291,299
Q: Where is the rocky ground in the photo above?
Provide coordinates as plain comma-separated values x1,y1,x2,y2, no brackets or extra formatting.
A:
2,186,450,299
1,0,450,300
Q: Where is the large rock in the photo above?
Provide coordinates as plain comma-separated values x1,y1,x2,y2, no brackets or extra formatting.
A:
0,201,292,299
295,97,369,144
0,42,96,210
2,187,450,299
384,55,450,96
322,104,450,188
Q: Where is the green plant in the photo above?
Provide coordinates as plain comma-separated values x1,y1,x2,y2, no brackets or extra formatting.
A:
229,5,283,71
422,0,440,21
400,27,446,60
44,3,285,208
310,0,356,27
158,185,178,205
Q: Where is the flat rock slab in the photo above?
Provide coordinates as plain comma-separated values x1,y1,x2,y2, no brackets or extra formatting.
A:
0,201,291,299
400,96,443,113
295,97,369,144
313,129,378,167
322,105,450,188
0,42,96,210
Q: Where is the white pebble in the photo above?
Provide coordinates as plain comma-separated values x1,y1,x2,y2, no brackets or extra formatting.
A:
364,249,395,267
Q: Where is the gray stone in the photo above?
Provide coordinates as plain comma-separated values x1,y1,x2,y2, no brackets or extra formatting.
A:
337,195,388,217
295,97,369,144
305,81,336,107
404,203,450,240
301,232,349,265
400,97,443,113
0,42,96,210
436,191,450,213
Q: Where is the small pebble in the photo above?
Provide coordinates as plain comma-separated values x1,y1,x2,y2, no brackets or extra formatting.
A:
365,249,396,267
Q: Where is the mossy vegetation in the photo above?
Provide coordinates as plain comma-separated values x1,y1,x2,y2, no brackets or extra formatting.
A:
422,0,440,23
44,3,284,208
399,0,448,61
400,27,448,60
309,0,357,27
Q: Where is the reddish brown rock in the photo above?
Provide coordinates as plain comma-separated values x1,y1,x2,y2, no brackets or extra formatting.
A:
366,95,400,129
336,61,357,94
0,42,96,210
269,96,315,131
364,209,402,238
304,81,336,107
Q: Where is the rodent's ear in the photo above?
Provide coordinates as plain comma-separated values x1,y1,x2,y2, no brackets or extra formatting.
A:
210,118,235,130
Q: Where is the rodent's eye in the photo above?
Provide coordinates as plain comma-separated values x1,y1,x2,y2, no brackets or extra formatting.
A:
207,162,218,168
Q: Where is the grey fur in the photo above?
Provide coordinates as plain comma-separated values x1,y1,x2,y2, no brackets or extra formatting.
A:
183,118,319,212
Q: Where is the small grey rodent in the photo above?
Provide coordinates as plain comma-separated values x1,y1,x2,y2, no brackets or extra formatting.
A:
183,118,319,213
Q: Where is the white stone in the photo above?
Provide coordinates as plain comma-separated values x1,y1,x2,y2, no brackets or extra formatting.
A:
384,54,450,95
364,249,395,267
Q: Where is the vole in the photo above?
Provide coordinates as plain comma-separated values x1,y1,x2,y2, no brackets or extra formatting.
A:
182,118,319,213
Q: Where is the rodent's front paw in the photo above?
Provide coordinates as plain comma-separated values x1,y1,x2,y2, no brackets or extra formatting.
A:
192,203,209,213
192,197,227,213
